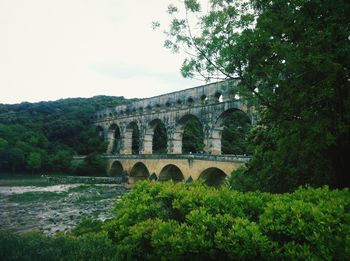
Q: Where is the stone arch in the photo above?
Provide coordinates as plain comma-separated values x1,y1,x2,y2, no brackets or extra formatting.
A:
199,167,227,186
107,123,122,154
142,119,168,154
96,126,104,138
210,108,251,155
187,97,194,105
158,164,184,182
200,95,208,104
129,162,150,183
214,91,224,103
96,125,108,152
124,121,140,154
177,114,205,154
109,161,124,177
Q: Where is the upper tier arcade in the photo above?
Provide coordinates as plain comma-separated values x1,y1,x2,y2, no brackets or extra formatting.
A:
92,80,257,155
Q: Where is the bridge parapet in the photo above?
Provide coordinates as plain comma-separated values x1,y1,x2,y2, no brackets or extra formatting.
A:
92,80,239,121
73,154,251,163
99,154,251,163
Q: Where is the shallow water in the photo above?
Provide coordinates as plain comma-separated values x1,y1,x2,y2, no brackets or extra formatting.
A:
0,184,81,195
0,177,128,235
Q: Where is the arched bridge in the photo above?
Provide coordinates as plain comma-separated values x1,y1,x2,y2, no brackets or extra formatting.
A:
91,80,256,184
87,154,250,186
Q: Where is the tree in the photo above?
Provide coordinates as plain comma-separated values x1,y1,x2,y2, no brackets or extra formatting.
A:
75,152,106,176
0,138,8,150
0,96,127,174
27,152,42,172
153,123,168,154
182,118,204,153
0,138,9,171
160,0,350,192
221,110,251,155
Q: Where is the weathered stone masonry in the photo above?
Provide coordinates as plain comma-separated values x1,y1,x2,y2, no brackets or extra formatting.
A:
92,80,256,155
91,80,256,183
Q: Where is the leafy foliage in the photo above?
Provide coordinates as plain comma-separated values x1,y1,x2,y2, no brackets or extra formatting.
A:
152,122,168,154
182,117,204,153
103,182,349,260
131,124,140,155
0,231,118,261
2,182,348,260
0,96,128,174
73,152,107,176
160,0,350,191
222,110,251,154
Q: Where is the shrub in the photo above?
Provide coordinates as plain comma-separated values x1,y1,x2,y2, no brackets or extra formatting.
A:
74,152,106,176
259,187,350,260
0,230,118,261
1,182,349,260
104,182,349,260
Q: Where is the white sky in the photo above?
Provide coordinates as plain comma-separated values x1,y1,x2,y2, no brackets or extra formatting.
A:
0,0,202,104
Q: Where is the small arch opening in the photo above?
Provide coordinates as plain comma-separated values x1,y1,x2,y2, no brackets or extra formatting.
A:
215,92,223,102
96,126,104,138
200,95,208,103
199,168,227,186
109,161,123,177
159,164,184,182
149,173,158,181
130,162,150,183
187,97,194,105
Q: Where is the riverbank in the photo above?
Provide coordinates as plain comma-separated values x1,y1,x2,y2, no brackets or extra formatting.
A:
0,175,129,235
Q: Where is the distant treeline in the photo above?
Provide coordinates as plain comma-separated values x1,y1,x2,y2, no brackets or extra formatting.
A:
0,96,130,174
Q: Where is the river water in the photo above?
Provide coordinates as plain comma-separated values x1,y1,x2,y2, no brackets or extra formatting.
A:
0,175,129,235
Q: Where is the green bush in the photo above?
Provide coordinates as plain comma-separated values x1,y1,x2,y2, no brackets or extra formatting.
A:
104,182,349,260
72,218,104,236
259,187,350,260
74,152,107,176
0,182,349,260
0,230,118,261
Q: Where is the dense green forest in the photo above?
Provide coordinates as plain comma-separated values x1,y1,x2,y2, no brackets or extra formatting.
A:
0,96,130,174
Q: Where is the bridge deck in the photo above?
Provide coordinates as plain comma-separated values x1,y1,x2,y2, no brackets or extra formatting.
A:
74,154,251,163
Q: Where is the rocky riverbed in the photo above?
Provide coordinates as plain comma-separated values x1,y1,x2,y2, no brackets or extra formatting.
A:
0,182,129,235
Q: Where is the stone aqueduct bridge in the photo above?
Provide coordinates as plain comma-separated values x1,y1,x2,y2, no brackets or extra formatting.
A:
91,81,255,184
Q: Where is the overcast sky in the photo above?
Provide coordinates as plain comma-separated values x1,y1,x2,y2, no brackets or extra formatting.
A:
0,0,203,104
